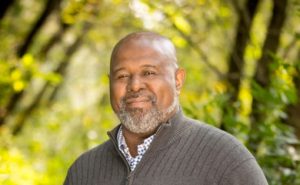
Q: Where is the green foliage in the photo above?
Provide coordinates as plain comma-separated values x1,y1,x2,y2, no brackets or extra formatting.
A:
248,58,300,185
0,0,299,185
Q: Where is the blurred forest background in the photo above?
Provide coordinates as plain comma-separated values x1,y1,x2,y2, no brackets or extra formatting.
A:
0,0,299,184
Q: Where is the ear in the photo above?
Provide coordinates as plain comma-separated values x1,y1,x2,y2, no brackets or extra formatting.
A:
175,68,186,94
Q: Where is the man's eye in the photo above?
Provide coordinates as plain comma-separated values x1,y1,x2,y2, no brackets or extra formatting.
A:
117,74,129,79
144,71,156,76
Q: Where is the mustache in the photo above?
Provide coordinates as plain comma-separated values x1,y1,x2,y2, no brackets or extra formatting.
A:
121,92,157,104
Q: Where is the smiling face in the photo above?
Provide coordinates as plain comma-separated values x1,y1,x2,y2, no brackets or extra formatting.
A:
109,32,185,134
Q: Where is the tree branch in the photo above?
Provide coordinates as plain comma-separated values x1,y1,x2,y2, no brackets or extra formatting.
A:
17,0,61,57
12,22,92,135
0,0,15,21
249,0,288,154
162,12,225,79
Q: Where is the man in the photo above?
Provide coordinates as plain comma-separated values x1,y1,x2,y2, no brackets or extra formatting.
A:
63,32,268,185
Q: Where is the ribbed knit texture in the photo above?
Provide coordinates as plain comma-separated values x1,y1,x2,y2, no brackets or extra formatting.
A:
64,110,268,185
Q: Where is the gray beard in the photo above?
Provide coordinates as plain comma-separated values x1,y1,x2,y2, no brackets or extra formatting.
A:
117,96,178,134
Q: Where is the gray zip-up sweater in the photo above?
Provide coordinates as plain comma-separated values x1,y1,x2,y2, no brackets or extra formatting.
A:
63,110,268,185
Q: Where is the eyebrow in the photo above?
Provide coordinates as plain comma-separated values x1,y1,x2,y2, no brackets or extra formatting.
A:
141,64,157,69
112,64,158,74
112,67,126,74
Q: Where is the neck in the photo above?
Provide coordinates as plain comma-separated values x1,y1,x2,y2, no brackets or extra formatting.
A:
121,105,179,156
122,126,155,157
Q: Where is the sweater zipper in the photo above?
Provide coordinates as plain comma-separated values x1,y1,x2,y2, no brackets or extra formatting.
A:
108,123,168,184
108,132,133,185
127,124,167,174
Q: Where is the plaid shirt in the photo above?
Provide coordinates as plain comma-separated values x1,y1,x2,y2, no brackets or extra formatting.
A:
117,127,155,171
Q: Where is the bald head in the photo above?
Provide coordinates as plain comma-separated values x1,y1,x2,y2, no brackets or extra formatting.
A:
110,31,178,70
109,32,185,136
109,31,186,134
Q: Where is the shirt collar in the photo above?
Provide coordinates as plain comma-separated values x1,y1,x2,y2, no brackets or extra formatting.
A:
117,126,155,170
117,126,155,155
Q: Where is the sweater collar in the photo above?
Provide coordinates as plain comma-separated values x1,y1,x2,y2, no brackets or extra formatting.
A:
108,108,190,152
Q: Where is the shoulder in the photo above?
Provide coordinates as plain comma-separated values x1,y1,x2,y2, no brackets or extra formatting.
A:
181,116,255,168
67,140,113,172
182,117,268,184
63,138,125,185
183,116,244,148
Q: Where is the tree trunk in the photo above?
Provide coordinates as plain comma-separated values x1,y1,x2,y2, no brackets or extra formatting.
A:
226,0,260,101
17,0,61,57
0,91,24,127
285,52,300,138
220,0,260,131
254,0,288,87
12,23,91,135
0,0,15,20
0,0,62,128
48,23,92,102
248,0,288,154
285,79,300,138
40,21,71,57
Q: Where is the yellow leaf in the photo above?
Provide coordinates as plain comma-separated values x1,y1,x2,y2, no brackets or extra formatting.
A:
172,36,187,48
11,69,22,80
173,15,191,34
47,73,62,85
13,80,25,92
22,54,34,67
214,81,227,93
238,87,252,116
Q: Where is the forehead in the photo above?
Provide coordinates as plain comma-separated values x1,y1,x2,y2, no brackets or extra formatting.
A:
111,41,172,72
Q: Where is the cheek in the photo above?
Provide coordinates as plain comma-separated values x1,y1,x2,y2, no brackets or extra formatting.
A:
110,82,127,110
155,81,177,107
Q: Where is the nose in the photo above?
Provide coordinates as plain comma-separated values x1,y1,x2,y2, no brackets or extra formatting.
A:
127,75,145,92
